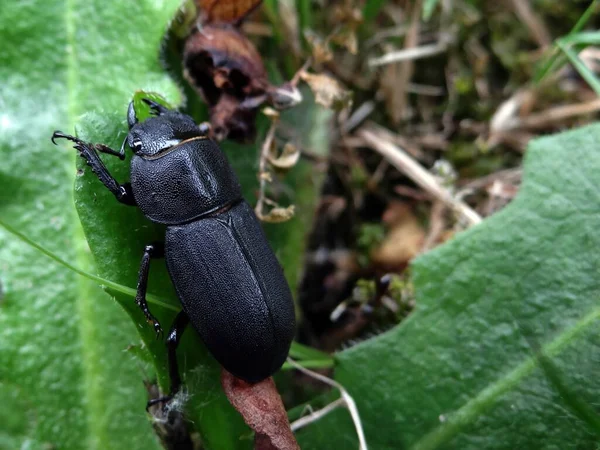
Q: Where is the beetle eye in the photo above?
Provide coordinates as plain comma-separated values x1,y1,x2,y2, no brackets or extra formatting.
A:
131,139,142,151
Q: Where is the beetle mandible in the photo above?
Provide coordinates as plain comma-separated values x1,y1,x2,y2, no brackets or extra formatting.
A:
52,98,296,406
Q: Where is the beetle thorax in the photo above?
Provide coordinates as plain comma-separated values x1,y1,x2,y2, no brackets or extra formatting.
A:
129,139,242,225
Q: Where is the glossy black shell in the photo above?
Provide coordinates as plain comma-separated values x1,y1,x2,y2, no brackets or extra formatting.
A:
166,201,295,382
129,135,295,382
130,138,242,224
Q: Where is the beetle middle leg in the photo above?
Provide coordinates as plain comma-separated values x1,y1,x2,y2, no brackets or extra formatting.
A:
147,310,189,410
136,243,166,338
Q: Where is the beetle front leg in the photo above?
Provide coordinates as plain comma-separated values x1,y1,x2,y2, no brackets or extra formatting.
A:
136,243,165,338
51,131,135,205
147,310,189,410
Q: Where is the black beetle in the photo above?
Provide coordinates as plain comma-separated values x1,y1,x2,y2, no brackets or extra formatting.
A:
52,98,296,405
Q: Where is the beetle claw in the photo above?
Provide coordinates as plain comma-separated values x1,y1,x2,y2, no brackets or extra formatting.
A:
52,130,81,146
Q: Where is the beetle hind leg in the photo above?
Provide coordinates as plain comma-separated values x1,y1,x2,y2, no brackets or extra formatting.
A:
147,310,189,410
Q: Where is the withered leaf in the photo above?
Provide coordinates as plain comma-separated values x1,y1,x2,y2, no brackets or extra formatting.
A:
221,370,299,450
300,71,353,111
304,31,334,65
258,205,296,223
197,0,262,25
331,27,359,54
268,143,301,170
184,26,269,140
185,1,302,141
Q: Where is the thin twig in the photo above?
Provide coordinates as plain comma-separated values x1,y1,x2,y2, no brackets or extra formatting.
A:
493,98,600,132
369,39,450,67
255,118,278,220
358,128,482,226
519,98,600,129
290,398,346,432
286,358,368,450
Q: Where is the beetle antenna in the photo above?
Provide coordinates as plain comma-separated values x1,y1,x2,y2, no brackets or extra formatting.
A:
142,98,170,116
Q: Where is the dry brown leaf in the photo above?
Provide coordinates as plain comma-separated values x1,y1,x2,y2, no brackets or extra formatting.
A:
304,31,334,65
197,0,262,25
184,26,269,141
372,202,425,268
300,72,352,111
331,28,358,54
268,143,301,170
221,371,299,450
257,204,296,223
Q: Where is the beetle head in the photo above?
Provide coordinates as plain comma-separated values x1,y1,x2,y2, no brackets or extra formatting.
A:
125,99,204,158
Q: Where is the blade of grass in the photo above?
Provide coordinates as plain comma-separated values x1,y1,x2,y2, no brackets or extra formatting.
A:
535,0,599,83
559,30,600,45
556,40,600,95
281,359,335,371
297,0,313,37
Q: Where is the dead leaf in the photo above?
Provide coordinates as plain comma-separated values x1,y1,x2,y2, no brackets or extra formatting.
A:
184,26,269,140
197,0,262,25
372,202,425,269
300,71,353,111
257,204,296,223
268,143,301,170
331,27,359,54
221,371,299,450
304,31,334,65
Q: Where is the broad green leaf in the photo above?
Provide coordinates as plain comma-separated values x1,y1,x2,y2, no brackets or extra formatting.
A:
0,0,182,448
1,0,327,448
297,124,600,449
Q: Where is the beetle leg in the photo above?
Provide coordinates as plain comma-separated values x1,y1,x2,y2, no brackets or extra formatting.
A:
146,310,189,410
135,243,165,339
51,131,135,205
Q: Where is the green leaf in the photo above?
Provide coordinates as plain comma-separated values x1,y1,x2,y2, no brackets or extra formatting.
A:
556,38,600,96
1,0,329,448
0,0,182,448
297,124,600,449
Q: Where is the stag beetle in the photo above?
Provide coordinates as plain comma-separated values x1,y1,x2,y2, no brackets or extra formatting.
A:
52,99,296,406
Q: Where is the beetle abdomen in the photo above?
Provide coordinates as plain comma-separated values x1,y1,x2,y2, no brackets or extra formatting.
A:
165,200,295,382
